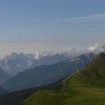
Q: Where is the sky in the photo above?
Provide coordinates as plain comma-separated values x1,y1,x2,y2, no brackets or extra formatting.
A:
0,0,105,57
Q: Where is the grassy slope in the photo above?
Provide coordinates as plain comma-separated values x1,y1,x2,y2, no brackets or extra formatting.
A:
19,53,105,105
0,80,62,105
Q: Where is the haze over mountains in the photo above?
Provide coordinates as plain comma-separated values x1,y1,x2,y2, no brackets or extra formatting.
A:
0,44,104,89
0,44,104,76
0,51,81,76
1,53,95,91
0,44,104,90
0,52,68,76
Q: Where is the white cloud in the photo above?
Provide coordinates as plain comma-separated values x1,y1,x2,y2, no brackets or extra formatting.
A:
88,44,99,52
35,51,40,60
87,44,105,53
56,13,105,23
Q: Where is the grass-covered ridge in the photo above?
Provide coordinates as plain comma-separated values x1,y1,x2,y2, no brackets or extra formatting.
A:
19,53,105,105
0,80,62,105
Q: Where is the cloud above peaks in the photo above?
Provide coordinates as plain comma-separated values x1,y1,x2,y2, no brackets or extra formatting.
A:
87,44,105,54
88,44,99,52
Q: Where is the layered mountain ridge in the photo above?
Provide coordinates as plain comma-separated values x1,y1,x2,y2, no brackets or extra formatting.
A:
1,53,95,91
19,53,105,105
0,52,70,75
0,53,105,105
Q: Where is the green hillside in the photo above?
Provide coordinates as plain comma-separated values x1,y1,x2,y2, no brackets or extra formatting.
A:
0,80,62,105
19,53,105,105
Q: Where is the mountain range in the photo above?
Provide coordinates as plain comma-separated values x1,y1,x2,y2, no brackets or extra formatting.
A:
0,50,95,76
1,53,95,91
0,53,105,105
0,53,38,76
0,52,70,76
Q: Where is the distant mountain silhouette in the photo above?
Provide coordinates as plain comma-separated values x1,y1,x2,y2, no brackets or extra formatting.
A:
1,53,95,91
0,67,10,85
